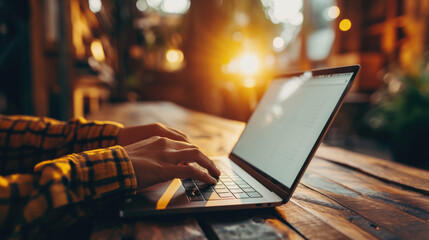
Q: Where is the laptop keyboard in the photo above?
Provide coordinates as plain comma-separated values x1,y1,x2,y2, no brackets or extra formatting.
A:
181,161,262,202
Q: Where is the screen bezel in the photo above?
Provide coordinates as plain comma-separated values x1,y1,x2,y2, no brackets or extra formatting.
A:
228,65,360,203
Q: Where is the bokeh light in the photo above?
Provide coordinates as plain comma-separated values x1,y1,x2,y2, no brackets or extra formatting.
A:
234,12,250,26
260,0,304,53
267,0,303,24
239,54,259,76
339,19,352,31
166,49,184,63
243,78,256,88
161,0,190,14
165,49,185,71
147,0,162,9
327,6,340,19
90,39,105,62
273,36,285,51
88,0,102,13
136,0,148,12
265,54,276,67
232,32,244,42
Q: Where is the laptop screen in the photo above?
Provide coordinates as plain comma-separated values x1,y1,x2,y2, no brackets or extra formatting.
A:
232,71,354,188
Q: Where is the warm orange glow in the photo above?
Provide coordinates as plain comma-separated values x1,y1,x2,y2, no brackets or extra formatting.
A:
90,39,105,62
339,19,352,31
166,49,184,63
164,49,185,71
232,31,244,42
156,178,182,210
273,37,285,50
71,0,91,58
239,54,259,76
328,6,340,19
243,78,256,88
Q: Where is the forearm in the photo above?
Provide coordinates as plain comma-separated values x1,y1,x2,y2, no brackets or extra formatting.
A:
0,146,137,238
0,115,124,174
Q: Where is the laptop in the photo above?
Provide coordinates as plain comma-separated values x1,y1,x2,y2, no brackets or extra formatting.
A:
119,65,360,217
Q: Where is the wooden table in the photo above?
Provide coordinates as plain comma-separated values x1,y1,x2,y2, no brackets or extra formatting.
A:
87,101,429,240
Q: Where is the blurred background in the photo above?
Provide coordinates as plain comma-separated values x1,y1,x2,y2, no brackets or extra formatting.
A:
0,0,428,169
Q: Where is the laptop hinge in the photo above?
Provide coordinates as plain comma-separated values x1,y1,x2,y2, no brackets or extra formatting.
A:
228,153,292,202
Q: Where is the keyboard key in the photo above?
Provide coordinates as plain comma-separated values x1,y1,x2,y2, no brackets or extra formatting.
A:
184,185,199,192
182,182,196,189
194,180,206,185
234,180,246,185
215,188,230,194
224,183,239,188
196,183,211,189
188,195,204,201
238,183,251,189
203,191,223,200
182,162,261,202
241,187,254,192
221,179,234,183
199,186,214,192
247,191,262,198
182,179,193,184
218,192,234,198
214,185,227,190
230,188,244,194
233,193,249,199
230,174,243,181
186,189,201,196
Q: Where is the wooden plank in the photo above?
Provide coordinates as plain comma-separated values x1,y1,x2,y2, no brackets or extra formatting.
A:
91,217,207,240
276,198,353,240
282,184,399,240
200,210,303,240
300,169,429,239
88,102,429,239
315,145,429,194
308,158,429,222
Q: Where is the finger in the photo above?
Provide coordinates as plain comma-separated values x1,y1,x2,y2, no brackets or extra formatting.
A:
167,127,190,142
153,136,198,150
154,123,189,142
166,165,217,184
164,148,221,177
163,130,189,143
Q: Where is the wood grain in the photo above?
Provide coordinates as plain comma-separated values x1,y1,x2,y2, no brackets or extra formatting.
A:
87,102,429,240
315,145,429,194
201,210,303,240
283,184,399,239
308,158,429,222
276,199,353,240
300,168,429,239
91,217,207,240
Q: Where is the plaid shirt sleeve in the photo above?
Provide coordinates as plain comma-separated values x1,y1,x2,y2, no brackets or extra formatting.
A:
0,116,137,238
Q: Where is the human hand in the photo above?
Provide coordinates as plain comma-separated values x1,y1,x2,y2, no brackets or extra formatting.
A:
124,136,221,189
117,123,189,147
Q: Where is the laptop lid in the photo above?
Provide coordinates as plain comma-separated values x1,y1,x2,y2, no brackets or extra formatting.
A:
229,65,360,203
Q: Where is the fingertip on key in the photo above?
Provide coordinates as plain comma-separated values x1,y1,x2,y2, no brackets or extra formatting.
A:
209,176,217,184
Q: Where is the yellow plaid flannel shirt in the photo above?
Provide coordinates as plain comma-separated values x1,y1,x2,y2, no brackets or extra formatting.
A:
0,115,137,239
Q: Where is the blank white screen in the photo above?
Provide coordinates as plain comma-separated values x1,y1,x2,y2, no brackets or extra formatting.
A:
232,72,353,188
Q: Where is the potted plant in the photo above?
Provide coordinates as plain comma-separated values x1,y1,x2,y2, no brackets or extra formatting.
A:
365,60,429,169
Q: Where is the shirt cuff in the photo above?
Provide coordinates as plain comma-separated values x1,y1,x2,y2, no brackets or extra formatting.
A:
92,145,138,197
